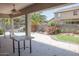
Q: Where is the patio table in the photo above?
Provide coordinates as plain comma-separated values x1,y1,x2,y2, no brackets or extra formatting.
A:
11,36,32,56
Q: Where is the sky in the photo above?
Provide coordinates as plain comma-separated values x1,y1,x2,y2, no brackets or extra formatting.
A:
41,3,79,21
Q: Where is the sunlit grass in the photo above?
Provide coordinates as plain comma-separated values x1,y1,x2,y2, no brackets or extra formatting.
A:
54,34,79,44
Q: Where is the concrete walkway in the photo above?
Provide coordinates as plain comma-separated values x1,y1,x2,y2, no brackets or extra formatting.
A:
31,32,79,56
0,32,79,56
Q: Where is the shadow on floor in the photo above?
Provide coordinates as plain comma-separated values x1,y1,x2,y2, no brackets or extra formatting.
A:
30,40,79,56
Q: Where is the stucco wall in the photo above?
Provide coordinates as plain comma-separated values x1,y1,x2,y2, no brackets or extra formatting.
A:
56,10,79,20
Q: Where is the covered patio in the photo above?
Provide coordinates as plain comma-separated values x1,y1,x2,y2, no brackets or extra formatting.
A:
0,3,66,36
0,3,79,56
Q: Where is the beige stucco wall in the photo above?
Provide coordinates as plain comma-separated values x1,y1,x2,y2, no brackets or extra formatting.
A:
56,10,79,20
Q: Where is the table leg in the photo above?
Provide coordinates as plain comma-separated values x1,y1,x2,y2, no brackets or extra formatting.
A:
30,39,32,53
13,39,15,53
18,41,20,56
23,40,25,50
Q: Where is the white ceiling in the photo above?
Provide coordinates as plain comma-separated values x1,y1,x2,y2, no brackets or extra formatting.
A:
0,3,32,14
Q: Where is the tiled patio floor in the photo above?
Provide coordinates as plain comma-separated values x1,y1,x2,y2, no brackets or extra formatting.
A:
0,32,79,56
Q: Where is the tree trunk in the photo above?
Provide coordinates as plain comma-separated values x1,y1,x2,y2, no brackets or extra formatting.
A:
31,25,37,32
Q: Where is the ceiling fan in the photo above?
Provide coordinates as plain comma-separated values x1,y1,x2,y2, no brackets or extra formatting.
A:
11,4,21,15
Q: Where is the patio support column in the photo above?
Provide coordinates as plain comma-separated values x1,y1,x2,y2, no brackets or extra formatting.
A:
25,14,32,53
10,18,14,38
25,14,31,36
2,19,6,38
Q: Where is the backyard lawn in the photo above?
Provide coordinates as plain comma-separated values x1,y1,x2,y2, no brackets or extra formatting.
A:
53,33,79,44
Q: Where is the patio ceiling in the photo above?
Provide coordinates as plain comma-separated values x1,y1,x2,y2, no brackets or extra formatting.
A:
0,3,67,18
0,3,32,14
0,3,33,18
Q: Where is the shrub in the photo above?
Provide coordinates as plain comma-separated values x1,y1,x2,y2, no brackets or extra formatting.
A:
48,21,57,26
0,29,4,35
60,29,65,33
56,29,61,33
46,21,61,35
52,29,61,34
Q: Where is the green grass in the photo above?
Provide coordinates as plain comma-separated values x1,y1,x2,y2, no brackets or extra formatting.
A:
54,34,79,44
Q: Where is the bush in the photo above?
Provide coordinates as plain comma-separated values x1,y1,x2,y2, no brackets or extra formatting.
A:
48,21,57,26
56,29,61,33
45,26,61,35
48,21,58,26
46,21,61,35
52,29,61,34
0,29,4,35
60,29,65,33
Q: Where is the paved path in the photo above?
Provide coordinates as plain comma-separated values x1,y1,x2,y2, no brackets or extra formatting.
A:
31,33,79,56
0,32,79,56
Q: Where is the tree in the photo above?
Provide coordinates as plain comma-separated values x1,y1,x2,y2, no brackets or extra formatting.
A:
31,12,46,32
2,18,12,31
31,12,46,25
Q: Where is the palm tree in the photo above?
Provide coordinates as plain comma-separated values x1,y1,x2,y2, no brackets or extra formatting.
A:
31,12,46,32
31,13,46,25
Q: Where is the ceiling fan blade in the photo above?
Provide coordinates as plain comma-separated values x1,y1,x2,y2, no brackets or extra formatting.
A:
11,4,21,15
11,11,22,16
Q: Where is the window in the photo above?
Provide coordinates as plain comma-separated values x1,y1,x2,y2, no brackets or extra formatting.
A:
55,13,58,17
55,13,61,18
58,13,61,17
73,10,77,15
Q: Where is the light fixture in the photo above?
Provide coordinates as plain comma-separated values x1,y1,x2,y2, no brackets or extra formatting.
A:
11,4,20,15
11,4,17,14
